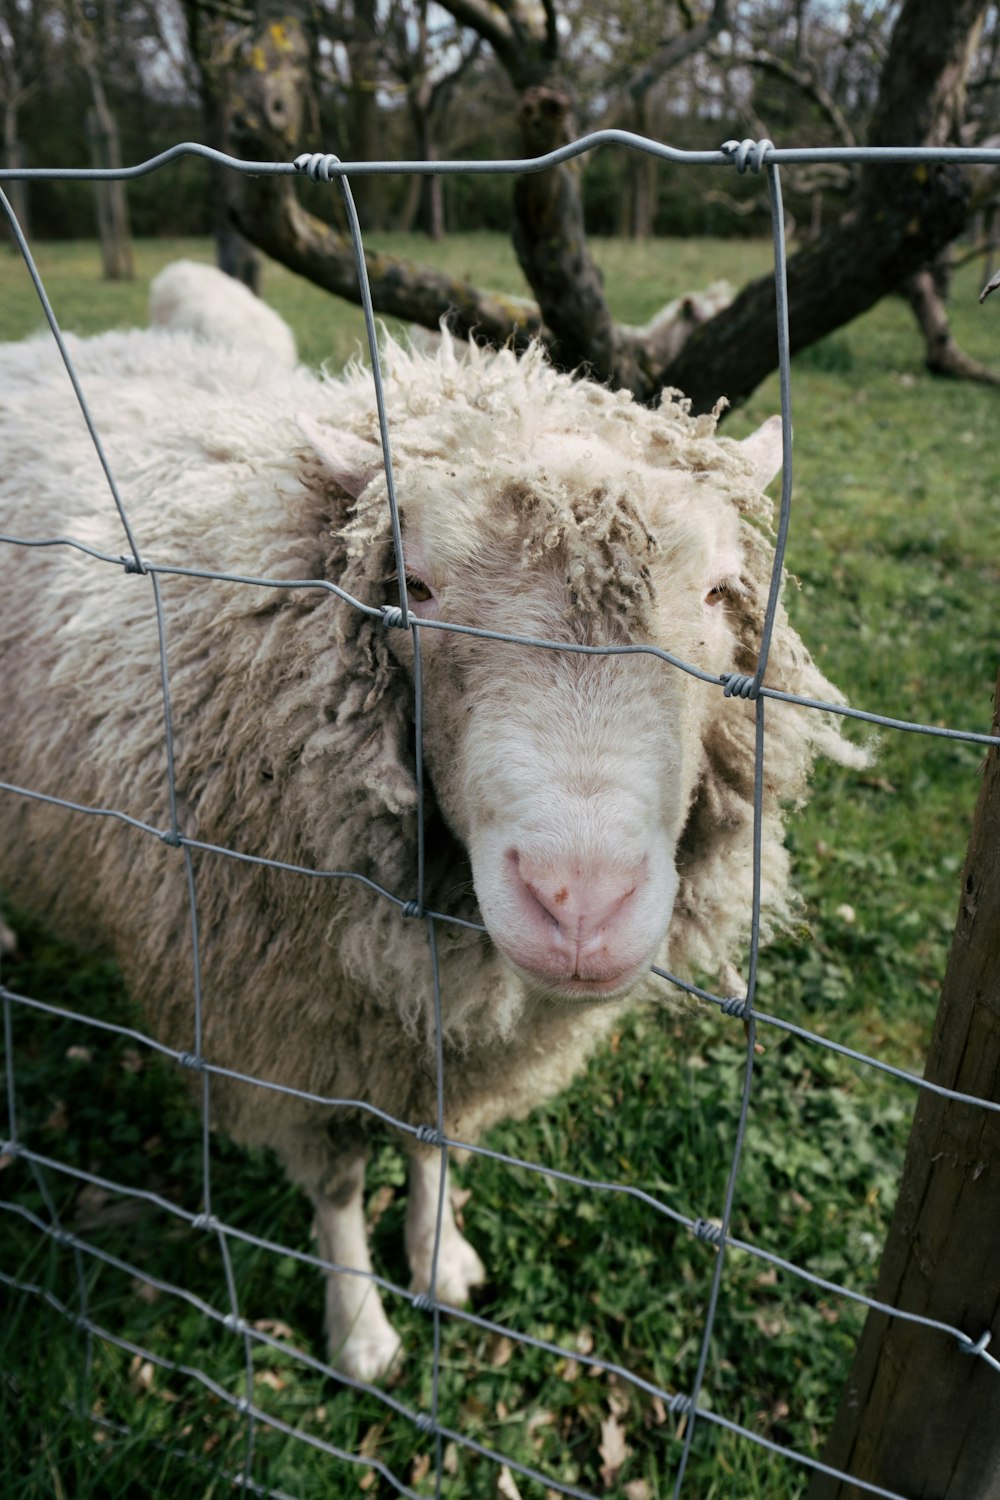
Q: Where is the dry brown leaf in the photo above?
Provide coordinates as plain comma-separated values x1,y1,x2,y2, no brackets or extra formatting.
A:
65,1045,93,1063
128,1356,155,1392
443,1442,459,1475
497,1465,524,1499
359,1471,376,1492
252,1318,297,1341
526,1410,556,1436
44,1100,68,1133
599,1412,630,1488
607,1390,629,1420
623,1482,650,1500
410,1453,431,1483
254,1370,286,1392
359,1423,386,1458
650,1396,668,1426
575,1327,595,1356
489,1334,514,1368
558,1357,580,1381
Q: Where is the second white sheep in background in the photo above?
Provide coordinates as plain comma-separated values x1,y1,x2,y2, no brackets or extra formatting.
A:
149,257,298,368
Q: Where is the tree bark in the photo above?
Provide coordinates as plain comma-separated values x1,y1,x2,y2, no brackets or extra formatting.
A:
808,669,1000,1499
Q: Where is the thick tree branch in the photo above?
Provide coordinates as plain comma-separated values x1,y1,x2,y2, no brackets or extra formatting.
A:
227,19,545,348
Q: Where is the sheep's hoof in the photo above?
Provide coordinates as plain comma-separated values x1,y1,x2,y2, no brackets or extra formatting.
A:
412,1233,486,1307
331,1324,403,1385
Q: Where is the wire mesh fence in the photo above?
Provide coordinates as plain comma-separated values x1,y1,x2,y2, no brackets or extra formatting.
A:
1,131,999,1499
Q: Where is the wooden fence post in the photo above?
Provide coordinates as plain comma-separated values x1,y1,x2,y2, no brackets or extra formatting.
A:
808,669,1000,1498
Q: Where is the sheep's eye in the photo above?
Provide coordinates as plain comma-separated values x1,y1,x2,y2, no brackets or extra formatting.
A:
405,574,434,603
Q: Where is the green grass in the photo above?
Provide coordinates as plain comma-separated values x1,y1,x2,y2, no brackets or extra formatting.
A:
2,231,999,1499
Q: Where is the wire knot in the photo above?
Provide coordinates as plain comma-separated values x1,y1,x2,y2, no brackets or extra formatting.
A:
414,1413,436,1434
721,672,758,700
412,1292,434,1312
721,137,774,175
415,1124,442,1145
381,605,406,629
223,1312,247,1334
693,1218,724,1247
159,829,182,847
721,994,749,1019
192,1212,218,1231
294,152,342,184
667,1393,695,1416
120,553,147,575
0,1140,20,1158
958,1329,992,1358
401,899,424,919
178,1052,205,1072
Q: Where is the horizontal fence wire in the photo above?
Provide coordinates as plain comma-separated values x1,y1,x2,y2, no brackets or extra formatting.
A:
1,131,998,1500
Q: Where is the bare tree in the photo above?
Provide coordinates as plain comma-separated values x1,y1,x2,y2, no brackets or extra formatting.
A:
63,0,135,280
226,0,990,413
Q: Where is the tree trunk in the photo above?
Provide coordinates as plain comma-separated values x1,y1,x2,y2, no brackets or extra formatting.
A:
3,137,29,249
904,265,1000,383
85,106,134,282
808,668,1000,1499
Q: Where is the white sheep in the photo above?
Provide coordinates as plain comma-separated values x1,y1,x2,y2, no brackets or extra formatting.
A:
0,320,862,1383
149,258,298,368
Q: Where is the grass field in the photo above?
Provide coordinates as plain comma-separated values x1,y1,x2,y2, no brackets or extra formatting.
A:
1,227,999,1500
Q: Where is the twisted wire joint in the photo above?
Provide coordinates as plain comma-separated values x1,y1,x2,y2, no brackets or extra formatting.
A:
721,672,758,700
401,899,424,919
958,1330,992,1358
721,138,775,175
415,1124,442,1145
414,1412,436,1434
119,553,147,575
294,152,342,184
412,1292,434,1312
693,1218,724,1246
381,605,406,629
722,994,750,1019
178,1052,206,1072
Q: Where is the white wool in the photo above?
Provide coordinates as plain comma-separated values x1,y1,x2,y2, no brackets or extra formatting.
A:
149,258,297,369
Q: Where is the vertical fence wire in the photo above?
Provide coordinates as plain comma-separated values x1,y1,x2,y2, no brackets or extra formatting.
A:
1,131,999,1500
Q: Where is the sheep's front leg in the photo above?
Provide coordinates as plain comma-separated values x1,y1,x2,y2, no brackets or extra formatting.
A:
406,1147,485,1306
314,1150,402,1384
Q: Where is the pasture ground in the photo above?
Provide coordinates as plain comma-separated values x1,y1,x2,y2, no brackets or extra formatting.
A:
1,230,998,1499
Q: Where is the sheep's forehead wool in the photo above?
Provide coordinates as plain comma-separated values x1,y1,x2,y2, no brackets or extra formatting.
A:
329,334,764,634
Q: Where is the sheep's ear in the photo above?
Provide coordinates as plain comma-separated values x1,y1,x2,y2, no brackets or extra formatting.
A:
738,414,785,490
298,413,383,499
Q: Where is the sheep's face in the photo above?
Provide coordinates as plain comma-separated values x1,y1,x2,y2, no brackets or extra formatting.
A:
305,382,781,1004
382,420,780,1004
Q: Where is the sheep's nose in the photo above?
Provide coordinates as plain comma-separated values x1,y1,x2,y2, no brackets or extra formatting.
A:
514,854,643,952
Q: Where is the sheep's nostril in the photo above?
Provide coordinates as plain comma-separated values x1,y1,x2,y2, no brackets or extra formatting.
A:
514,855,644,943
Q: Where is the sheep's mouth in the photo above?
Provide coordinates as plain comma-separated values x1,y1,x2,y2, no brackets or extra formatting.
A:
511,959,649,1006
